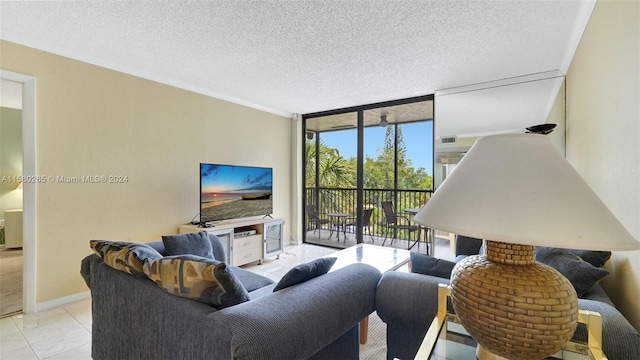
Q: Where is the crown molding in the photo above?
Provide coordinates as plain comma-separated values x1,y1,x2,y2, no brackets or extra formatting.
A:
1,32,292,118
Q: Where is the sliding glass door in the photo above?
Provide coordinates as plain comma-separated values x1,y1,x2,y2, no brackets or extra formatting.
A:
303,95,434,249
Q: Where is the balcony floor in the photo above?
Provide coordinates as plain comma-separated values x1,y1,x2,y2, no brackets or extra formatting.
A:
304,229,457,261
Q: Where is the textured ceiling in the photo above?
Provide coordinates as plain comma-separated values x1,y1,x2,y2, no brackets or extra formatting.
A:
0,1,592,116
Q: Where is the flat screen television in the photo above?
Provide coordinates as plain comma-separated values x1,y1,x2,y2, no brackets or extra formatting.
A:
200,163,273,223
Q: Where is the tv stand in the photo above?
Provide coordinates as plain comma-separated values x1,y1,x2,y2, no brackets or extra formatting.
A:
199,222,216,228
179,217,284,266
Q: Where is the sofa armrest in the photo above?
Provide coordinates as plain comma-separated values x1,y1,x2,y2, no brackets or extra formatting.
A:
576,297,640,360
376,271,449,360
376,271,449,326
217,263,381,360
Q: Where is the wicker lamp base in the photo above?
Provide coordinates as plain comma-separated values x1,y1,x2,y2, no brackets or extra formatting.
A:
477,344,509,360
450,241,579,360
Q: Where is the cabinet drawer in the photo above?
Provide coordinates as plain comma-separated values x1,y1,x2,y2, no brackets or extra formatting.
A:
233,246,262,266
232,235,262,266
234,235,262,250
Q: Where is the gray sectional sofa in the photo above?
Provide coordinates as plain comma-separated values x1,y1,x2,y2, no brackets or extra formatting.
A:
81,234,382,360
376,236,640,360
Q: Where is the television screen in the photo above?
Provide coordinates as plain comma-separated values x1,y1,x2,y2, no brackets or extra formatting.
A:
200,163,273,223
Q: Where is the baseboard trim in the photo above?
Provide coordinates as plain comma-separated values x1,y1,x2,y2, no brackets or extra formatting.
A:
34,291,91,313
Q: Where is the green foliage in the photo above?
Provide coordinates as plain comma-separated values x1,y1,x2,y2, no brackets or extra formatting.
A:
305,139,357,214
305,126,433,232
306,126,432,191
305,139,355,188
363,126,432,190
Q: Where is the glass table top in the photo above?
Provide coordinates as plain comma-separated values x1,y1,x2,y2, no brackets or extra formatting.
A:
415,285,607,360
422,314,599,360
325,243,411,273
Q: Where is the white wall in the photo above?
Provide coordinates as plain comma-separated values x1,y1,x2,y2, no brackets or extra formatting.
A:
566,0,640,330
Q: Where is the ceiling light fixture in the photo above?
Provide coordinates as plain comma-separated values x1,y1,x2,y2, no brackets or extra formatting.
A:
379,114,388,127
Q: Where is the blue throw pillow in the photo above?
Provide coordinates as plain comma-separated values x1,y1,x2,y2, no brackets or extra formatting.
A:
569,249,611,268
273,257,337,291
410,252,457,279
536,247,609,298
162,231,214,260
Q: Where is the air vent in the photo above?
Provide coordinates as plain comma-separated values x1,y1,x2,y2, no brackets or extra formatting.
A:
441,136,457,144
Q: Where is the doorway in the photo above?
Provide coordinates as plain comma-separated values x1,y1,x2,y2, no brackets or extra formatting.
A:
0,70,36,314
0,79,24,317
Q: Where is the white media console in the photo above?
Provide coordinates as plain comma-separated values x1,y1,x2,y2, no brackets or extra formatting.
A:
178,217,284,266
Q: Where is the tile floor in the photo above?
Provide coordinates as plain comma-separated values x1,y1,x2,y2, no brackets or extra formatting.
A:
0,243,336,360
0,298,92,359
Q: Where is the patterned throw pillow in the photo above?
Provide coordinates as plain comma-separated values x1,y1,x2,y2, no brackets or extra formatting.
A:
90,240,162,276
143,255,250,309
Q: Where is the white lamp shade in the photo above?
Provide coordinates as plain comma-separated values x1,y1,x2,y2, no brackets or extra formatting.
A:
414,134,639,251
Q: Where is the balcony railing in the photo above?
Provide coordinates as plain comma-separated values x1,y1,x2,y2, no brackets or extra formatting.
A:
305,187,433,244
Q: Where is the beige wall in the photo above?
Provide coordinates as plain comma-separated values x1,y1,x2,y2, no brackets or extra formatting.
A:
566,0,640,330
0,40,291,304
545,80,566,156
0,107,24,214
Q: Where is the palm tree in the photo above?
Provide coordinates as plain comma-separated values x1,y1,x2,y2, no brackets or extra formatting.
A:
305,139,354,188
305,139,355,214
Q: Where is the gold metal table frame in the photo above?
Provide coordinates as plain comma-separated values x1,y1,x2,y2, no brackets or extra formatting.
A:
415,284,607,360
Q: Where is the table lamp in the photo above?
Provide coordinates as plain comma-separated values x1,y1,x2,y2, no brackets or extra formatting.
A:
413,134,639,360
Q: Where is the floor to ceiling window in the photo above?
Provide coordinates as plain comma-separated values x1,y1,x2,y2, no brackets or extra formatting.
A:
303,95,434,249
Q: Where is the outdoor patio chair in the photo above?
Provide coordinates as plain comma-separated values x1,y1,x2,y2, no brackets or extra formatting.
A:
344,208,375,242
380,201,420,249
305,204,330,238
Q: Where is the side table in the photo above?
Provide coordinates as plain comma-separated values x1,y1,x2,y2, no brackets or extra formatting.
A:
327,213,350,241
415,284,607,360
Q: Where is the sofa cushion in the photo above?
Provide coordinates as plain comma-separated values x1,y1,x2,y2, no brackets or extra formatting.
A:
90,240,162,276
273,257,337,291
536,247,609,298
162,231,214,260
410,252,457,279
247,283,278,300
230,266,275,292
143,254,249,309
569,249,611,268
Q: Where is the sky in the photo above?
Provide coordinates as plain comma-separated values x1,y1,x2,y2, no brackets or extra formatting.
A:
201,164,272,193
319,121,433,174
